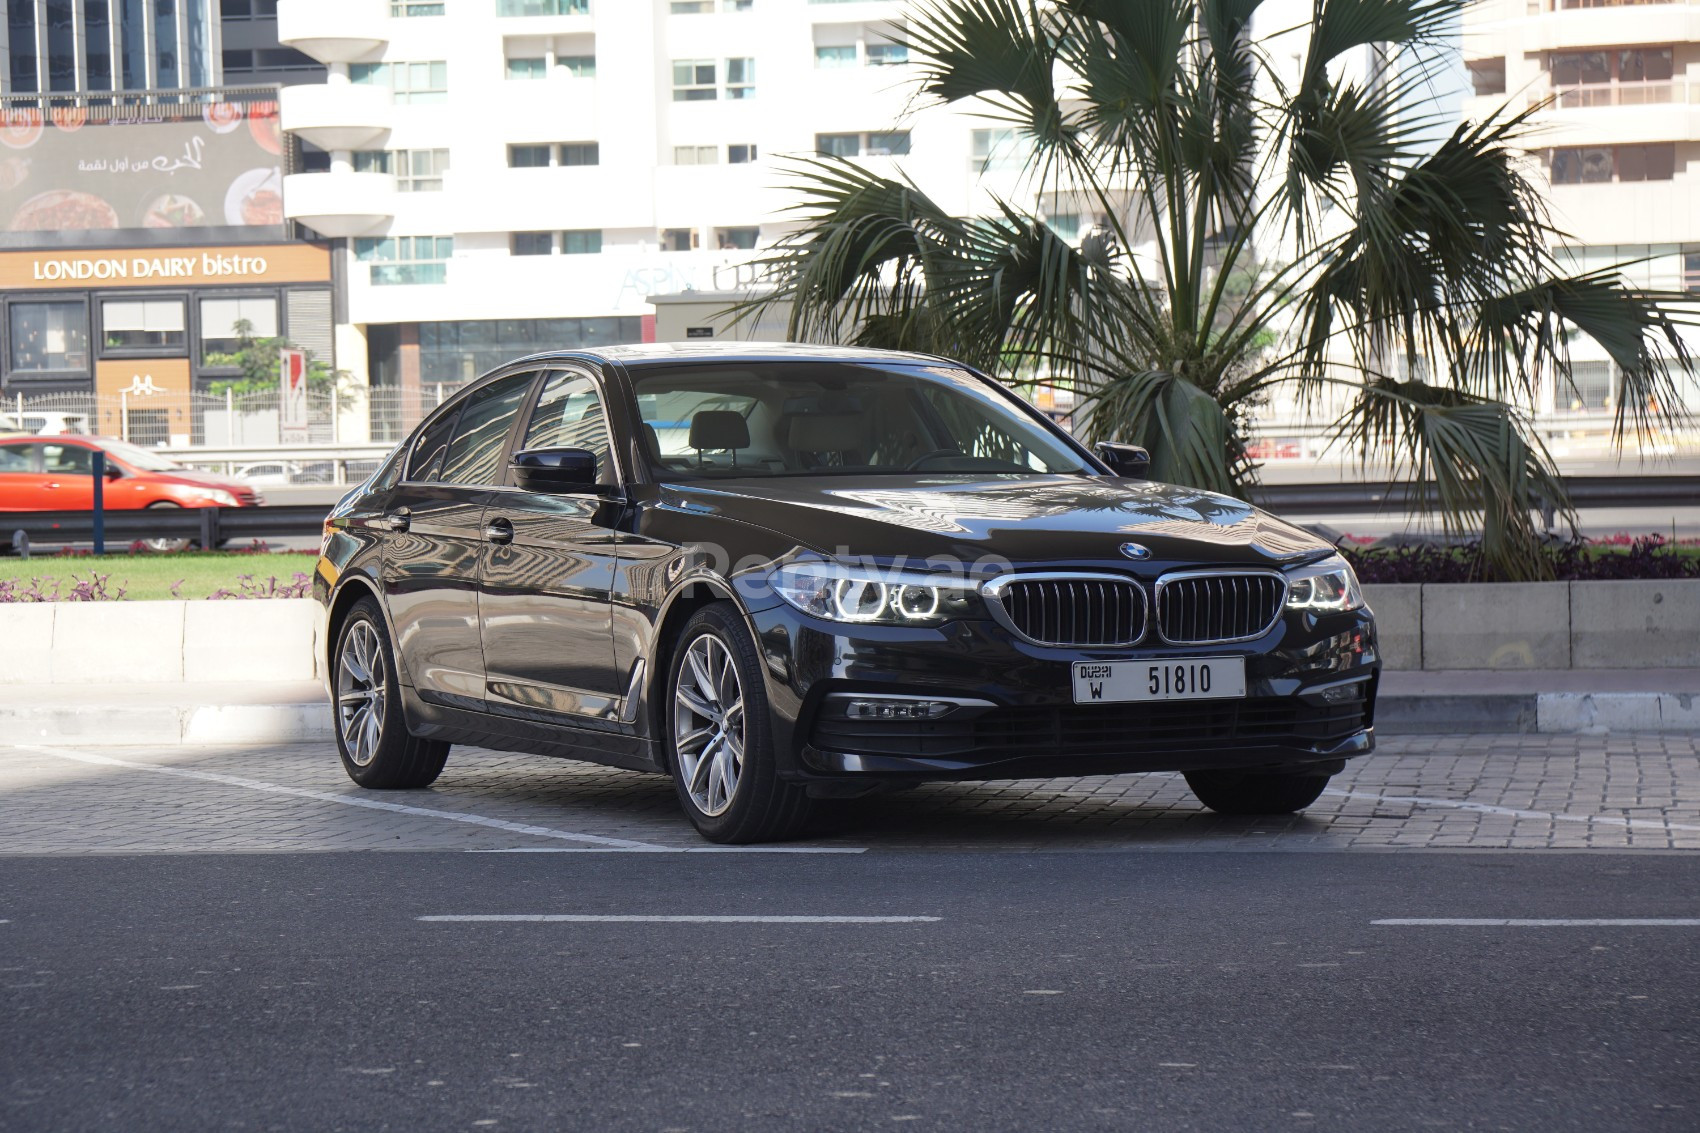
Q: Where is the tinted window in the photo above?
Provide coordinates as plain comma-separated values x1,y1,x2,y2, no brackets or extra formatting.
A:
0,443,34,473
439,372,537,485
522,370,613,480
41,443,92,474
408,404,462,482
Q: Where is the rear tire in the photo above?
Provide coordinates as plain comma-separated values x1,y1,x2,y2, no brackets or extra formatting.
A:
333,597,450,789
1185,768,1332,815
665,604,814,844
141,501,191,553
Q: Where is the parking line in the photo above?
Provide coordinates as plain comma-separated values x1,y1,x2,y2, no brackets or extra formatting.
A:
417,914,940,923
1323,788,1700,834
1374,918,1700,927
14,744,662,850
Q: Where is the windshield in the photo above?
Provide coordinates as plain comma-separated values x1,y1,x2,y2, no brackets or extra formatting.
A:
99,439,185,472
629,362,1090,480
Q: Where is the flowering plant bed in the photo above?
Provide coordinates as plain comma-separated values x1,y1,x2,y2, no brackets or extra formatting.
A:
1341,535,1699,585
0,549,315,602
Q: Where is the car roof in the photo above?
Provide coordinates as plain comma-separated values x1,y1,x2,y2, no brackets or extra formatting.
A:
505,341,960,371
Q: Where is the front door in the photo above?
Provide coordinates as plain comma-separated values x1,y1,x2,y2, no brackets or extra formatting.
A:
479,367,622,722
383,370,539,710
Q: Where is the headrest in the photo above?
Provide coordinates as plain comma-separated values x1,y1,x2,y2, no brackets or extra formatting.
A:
688,410,750,451
786,413,865,452
641,422,661,458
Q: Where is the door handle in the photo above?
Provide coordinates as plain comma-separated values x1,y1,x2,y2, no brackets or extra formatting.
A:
384,509,411,533
484,517,514,546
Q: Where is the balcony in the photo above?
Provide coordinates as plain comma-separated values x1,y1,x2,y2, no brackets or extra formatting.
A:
278,0,389,64
283,170,396,238
1521,3,1700,51
279,83,392,151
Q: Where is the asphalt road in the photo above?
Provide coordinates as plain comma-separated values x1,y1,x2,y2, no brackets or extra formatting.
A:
5,851,1697,1132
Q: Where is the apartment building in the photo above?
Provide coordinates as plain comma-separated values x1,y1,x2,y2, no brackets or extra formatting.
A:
274,0,1074,436
1464,0,1700,414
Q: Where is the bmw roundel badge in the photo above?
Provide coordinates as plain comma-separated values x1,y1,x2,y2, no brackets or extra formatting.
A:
1119,542,1152,560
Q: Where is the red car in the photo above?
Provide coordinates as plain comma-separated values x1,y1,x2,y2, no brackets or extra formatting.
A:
0,434,261,512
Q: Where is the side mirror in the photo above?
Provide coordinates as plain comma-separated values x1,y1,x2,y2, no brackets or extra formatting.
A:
105,464,124,480
1094,442,1151,480
511,447,599,493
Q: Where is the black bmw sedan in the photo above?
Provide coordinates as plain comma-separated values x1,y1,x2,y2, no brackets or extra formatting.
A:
316,344,1378,843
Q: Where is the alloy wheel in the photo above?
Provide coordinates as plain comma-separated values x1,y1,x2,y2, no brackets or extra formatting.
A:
673,634,746,817
337,620,387,766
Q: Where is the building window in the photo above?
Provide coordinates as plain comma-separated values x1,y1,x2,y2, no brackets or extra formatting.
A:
815,45,856,68
670,0,712,10
674,145,719,165
8,301,87,373
1047,213,1080,241
972,127,1027,171
866,130,910,156
558,142,599,165
509,144,552,168
353,150,391,173
1685,249,1700,295
512,232,553,256
390,0,444,15
1551,144,1676,184
815,132,859,157
496,0,588,14
101,299,186,351
1550,47,1674,106
200,297,279,365
558,54,596,78
1560,361,1616,412
715,227,758,250
1467,57,1505,96
662,228,697,251
725,57,755,99
728,143,758,164
673,59,717,101
507,57,547,80
351,60,449,103
865,42,907,66
561,229,602,254
355,236,453,285
398,149,449,191
725,0,753,10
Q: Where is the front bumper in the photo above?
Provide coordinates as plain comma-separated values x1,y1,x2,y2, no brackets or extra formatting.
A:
751,604,1379,783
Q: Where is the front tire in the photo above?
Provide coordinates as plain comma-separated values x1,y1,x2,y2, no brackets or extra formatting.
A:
1185,768,1332,815
141,501,191,553
665,604,813,844
333,598,449,789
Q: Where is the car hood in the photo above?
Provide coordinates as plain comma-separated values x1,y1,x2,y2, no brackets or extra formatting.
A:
148,470,252,494
661,475,1332,571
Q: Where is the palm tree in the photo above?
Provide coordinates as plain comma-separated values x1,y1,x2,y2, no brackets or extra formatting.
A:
738,0,1695,579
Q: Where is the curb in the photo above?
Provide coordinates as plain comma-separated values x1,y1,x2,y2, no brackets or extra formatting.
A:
1378,691,1700,735
0,701,334,747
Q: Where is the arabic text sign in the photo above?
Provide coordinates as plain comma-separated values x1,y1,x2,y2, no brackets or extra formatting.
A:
0,102,285,237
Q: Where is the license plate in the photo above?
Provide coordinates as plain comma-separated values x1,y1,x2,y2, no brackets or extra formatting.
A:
1071,658,1246,704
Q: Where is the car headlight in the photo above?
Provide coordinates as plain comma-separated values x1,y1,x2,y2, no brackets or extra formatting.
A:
200,488,240,507
1285,554,1366,613
772,563,978,626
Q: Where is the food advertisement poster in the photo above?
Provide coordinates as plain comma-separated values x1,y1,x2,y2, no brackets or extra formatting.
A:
0,101,285,243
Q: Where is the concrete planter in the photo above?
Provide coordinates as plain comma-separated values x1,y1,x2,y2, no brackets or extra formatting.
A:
1362,580,1700,670
0,598,324,686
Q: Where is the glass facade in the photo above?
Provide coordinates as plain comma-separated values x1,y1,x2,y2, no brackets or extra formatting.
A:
368,317,644,389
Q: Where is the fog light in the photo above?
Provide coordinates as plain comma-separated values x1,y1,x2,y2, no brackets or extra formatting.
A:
1319,684,1359,705
843,699,956,721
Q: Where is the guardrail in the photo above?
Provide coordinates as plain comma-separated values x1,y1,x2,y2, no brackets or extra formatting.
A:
3,474,1694,555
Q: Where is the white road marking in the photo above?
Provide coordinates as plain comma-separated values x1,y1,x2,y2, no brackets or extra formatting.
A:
14,744,661,850
416,914,941,924
467,846,866,854
1373,918,1700,927
1323,787,1700,833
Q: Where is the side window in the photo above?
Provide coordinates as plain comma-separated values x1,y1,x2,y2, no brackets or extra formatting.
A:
522,370,614,481
0,443,35,473
41,444,93,475
408,404,462,482
439,371,538,486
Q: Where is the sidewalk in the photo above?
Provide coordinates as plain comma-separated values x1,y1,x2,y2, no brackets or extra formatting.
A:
1,671,1695,746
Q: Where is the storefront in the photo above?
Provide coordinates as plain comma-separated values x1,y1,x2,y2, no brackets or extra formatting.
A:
0,243,332,444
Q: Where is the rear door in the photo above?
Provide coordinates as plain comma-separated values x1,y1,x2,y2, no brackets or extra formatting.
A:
0,441,47,510
383,371,539,709
479,367,623,722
